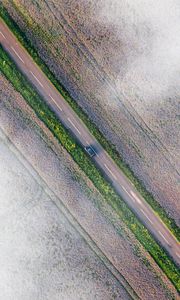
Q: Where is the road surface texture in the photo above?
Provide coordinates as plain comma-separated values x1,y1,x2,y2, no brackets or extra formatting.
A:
0,19,179,266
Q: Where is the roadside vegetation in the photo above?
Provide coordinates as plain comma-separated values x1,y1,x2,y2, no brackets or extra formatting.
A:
0,4,179,243
0,44,179,291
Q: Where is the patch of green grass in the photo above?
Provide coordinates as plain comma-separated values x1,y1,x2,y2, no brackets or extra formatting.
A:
0,45,179,292
0,4,179,242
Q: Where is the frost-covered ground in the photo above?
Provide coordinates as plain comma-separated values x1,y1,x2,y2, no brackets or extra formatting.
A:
3,0,180,224
0,73,178,299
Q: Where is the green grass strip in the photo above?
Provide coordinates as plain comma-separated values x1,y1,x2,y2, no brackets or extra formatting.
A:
0,4,179,242
0,44,179,292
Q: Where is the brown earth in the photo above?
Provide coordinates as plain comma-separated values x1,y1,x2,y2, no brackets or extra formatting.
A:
0,70,178,299
2,0,180,226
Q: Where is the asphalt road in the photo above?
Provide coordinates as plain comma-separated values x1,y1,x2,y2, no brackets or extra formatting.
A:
0,19,179,266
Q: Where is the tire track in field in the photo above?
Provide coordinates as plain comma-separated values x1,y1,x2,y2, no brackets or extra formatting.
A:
44,0,180,176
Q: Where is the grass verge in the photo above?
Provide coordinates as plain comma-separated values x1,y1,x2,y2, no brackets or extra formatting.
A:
0,4,179,242
0,44,179,292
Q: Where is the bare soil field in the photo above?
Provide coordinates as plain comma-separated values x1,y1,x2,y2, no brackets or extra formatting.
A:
2,0,179,225
0,72,179,299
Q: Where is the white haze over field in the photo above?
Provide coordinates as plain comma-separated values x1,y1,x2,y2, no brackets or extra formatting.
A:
0,129,130,300
0,2,179,298
96,0,180,104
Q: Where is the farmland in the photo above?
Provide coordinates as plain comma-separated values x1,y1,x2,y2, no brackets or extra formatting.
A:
1,0,179,232
0,131,131,300
0,72,178,299
0,0,180,298
0,42,180,291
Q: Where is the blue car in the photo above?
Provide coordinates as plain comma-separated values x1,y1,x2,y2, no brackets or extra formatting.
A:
84,146,96,157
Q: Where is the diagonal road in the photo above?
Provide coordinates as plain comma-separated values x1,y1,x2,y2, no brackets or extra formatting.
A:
0,19,179,266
